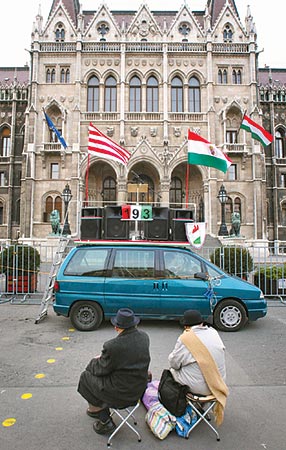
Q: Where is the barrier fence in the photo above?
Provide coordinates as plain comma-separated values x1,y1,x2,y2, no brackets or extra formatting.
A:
0,240,285,302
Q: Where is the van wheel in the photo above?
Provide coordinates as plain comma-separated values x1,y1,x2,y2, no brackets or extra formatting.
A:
213,299,247,332
70,301,103,331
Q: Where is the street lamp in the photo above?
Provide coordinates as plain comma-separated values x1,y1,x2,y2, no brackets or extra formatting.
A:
217,184,228,236
62,184,72,235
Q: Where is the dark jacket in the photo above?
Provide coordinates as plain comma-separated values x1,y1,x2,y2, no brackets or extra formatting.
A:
78,327,150,408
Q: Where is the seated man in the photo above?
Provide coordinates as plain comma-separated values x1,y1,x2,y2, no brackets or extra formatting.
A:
78,308,150,435
168,309,228,424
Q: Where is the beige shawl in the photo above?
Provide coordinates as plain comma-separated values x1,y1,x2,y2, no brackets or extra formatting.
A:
180,328,229,426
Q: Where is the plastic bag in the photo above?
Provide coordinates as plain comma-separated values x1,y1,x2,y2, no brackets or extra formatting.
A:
142,380,159,410
175,405,197,438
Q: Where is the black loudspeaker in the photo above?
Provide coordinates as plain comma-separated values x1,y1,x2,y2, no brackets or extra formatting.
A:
145,207,169,240
104,206,128,239
80,208,103,240
81,207,102,217
170,209,194,242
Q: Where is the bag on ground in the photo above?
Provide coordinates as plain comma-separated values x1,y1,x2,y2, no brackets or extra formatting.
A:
175,404,198,438
142,380,159,410
145,401,176,440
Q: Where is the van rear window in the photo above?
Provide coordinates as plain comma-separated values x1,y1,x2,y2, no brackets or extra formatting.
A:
64,248,109,276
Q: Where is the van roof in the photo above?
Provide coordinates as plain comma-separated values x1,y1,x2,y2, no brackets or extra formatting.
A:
73,240,192,250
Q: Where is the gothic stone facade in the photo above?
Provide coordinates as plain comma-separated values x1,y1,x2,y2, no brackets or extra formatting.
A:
3,1,276,240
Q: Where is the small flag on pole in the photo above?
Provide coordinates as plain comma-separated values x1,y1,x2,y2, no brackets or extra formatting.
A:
44,112,68,149
240,114,273,147
88,123,131,165
188,130,232,173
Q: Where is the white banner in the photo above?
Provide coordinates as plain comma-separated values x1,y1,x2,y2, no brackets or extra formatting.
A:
185,222,206,249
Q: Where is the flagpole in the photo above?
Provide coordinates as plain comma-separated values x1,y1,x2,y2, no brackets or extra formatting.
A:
185,163,189,207
85,152,90,205
237,109,247,138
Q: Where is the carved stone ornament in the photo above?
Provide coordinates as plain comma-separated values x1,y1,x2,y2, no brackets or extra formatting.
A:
131,127,139,137
131,15,157,38
150,127,157,137
174,127,181,137
106,127,114,137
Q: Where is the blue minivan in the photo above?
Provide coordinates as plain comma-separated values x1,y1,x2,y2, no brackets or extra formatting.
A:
53,243,267,332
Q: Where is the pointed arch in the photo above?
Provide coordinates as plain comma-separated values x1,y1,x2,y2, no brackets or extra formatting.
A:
171,75,184,112
87,74,100,112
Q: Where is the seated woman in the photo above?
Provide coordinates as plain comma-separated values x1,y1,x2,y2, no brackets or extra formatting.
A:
168,309,226,396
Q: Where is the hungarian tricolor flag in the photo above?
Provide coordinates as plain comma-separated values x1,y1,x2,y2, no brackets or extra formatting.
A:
240,114,273,147
88,123,131,165
188,130,232,173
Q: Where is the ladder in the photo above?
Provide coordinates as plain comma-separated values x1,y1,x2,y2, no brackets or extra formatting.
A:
35,236,71,324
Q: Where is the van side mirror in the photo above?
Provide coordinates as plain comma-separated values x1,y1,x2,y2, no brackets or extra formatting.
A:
194,272,208,281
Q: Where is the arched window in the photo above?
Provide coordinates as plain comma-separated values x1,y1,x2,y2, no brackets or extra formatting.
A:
102,177,116,205
51,69,56,83
234,197,242,219
223,24,233,42
146,76,159,112
44,195,62,222
281,202,286,226
1,127,11,157
15,199,20,224
171,76,183,112
60,69,65,83
232,69,242,84
275,129,285,158
225,198,233,223
188,76,201,112
223,69,228,84
170,177,183,208
65,69,70,83
46,69,51,83
128,174,155,204
0,201,3,225
104,76,117,112
55,23,65,42
129,76,141,112
218,69,228,84
232,70,237,84
87,76,100,112
45,113,63,143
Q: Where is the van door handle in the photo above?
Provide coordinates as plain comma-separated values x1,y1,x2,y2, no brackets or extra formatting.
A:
162,281,168,291
153,281,159,290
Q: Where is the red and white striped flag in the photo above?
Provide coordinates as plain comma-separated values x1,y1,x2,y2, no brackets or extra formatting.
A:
88,122,131,165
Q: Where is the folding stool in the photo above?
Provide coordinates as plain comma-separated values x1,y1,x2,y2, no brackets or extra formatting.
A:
107,400,141,447
186,393,220,441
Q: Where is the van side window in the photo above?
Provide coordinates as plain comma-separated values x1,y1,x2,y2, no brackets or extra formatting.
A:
112,249,155,278
163,250,202,278
64,248,109,276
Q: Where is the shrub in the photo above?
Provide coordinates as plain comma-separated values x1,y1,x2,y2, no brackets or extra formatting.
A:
210,246,254,279
0,245,41,276
254,264,286,280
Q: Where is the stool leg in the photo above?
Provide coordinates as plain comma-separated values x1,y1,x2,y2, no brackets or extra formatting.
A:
107,403,141,447
187,402,220,441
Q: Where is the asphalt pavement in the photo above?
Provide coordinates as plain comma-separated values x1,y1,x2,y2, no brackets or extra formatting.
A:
1,300,286,450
